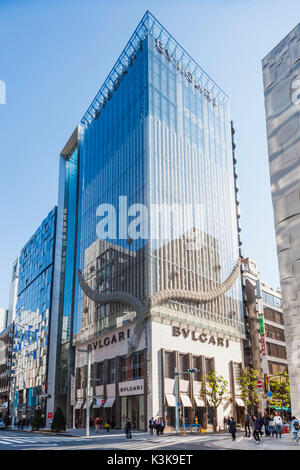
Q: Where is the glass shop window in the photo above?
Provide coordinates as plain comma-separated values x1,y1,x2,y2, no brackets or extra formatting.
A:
165,351,175,379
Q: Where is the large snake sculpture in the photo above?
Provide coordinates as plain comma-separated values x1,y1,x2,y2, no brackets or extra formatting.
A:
77,258,242,355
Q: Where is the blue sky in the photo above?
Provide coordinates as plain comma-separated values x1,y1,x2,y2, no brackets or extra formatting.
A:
1,0,299,307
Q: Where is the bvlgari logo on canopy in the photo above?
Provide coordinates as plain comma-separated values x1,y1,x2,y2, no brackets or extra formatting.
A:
172,326,229,348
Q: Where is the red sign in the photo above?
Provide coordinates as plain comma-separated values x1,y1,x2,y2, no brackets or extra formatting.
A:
48,412,53,419
257,380,263,389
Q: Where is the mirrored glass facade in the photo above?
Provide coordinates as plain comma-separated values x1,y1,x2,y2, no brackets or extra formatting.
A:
13,207,56,420
69,11,243,346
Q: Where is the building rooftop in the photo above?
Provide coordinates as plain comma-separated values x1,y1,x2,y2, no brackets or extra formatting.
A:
81,10,228,127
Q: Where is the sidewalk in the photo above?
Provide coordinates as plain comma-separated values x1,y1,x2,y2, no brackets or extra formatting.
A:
5,426,128,437
212,433,300,450
5,425,223,438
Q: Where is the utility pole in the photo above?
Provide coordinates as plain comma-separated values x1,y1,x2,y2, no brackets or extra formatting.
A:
10,376,16,430
78,348,91,437
174,367,179,433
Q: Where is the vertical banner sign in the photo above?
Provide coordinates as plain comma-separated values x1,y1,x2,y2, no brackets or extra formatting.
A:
259,315,265,335
70,374,75,406
261,334,266,355
259,315,266,356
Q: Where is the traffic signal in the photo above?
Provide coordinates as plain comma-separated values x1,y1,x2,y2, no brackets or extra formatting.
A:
187,368,198,374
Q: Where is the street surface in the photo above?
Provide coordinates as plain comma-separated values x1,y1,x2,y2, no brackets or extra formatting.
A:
0,429,298,450
0,430,225,450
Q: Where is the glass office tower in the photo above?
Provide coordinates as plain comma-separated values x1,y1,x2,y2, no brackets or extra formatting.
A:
12,208,57,424
57,12,244,428
262,23,300,418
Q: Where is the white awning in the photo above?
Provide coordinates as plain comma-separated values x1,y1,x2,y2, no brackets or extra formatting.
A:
104,397,115,408
75,400,83,410
235,398,244,406
181,394,192,408
194,396,205,407
165,394,176,407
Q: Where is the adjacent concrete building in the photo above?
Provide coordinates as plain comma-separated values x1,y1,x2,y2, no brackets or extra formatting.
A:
0,309,8,332
242,258,287,377
0,324,13,417
262,24,300,418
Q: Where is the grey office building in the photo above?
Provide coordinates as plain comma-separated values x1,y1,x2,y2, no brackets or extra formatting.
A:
262,24,300,417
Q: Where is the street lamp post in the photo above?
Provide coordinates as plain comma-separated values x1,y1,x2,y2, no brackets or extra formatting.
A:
174,367,179,433
78,348,91,437
10,375,16,430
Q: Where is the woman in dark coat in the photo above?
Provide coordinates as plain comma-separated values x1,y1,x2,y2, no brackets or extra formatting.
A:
229,417,237,441
125,418,132,439
252,416,261,444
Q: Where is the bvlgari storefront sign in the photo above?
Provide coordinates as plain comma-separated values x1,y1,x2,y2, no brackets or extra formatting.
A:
172,326,229,348
118,379,144,397
87,329,130,351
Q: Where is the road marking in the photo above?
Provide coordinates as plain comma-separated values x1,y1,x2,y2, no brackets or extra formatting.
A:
24,434,221,451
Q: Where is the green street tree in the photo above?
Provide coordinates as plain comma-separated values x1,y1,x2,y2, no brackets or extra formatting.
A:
269,371,290,411
31,408,44,431
51,406,66,432
236,367,260,414
200,371,229,432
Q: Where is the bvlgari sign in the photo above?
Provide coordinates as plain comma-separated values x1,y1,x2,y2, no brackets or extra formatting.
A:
118,379,144,396
172,326,229,348
87,329,130,351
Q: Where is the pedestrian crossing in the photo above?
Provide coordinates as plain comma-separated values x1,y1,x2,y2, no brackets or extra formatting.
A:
0,431,227,450
0,432,74,448
30,433,222,451
109,434,216,450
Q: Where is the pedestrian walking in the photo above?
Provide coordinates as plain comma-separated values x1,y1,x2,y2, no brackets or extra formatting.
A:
90,418,94,432
149,417,155,435
223,416,228,432
268,414,275,438
244,410,251,437
252,416,261,444
94,416,100,433
262,412,270,436
125,418,132,439
155,417,161,436
161,418,165,434
274,412,283,438
290,416,300,443
229,417,237,441
258,414,264,437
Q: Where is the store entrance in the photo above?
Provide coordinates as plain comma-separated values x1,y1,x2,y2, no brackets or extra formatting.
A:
121,395,145,431
127,396,138,429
